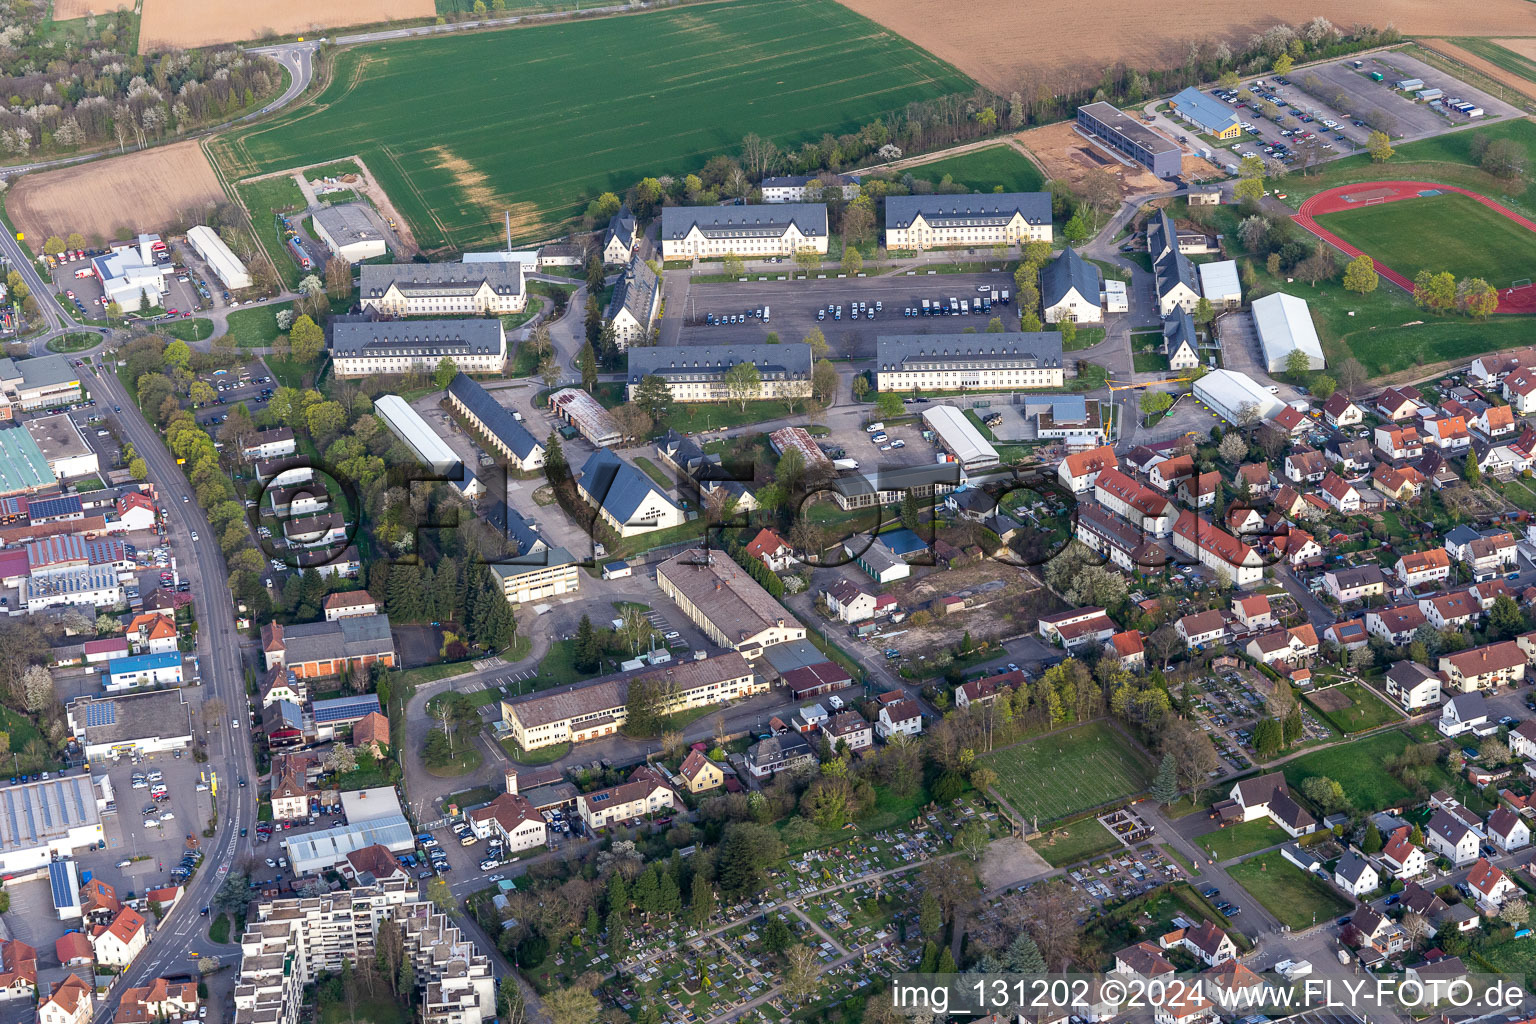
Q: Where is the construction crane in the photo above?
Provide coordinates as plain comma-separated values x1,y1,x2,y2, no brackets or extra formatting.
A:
1106,377,1193,392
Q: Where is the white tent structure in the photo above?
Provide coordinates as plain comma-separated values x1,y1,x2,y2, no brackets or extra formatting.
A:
922,404,999,471
1194,369,1284,424
1252,292,1324,372
187,225,252,290
375,395,460,474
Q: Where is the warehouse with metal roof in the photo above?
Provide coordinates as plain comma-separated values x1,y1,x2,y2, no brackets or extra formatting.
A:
922,404,1000,471
1193,369,1285,425
187,226,252,290
0,775,106,872
67,691,193,759
375,395,460,474
0,426,57,497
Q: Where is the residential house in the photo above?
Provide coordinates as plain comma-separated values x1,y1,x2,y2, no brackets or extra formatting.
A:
1505,369,1536,415
1444,525,1518,578
1095,468,1177,537
1384,661,1441,712
1509,720,1536,760
955,670,1023,710
1439,642,1526,693
0,941,35,1000
1472,349,1536,383
1037,607,1117,650
1426,415,1472,453
1326,438,1373,475
1172,511,1266,587
1396,549,1452,588
1177,472,1220,509
1149,454,1194,492
1421,590,1482,631
1334,851,1380,897
1075,502,1165,573
1373,464,1424,502
1324,564,1387,604
1368,603,1429,646
1236,462,1272,495
1106,630,1145,672
1323,394,1364,428
1376,386,1423,421
1475,404,1517,441
1163,310,1200,371
576,775,675,831
678,750,725,794
1323,620,1368,650
1468,857,1518,909
1376,425,1425,463
1284,449,1327,484
824,579,881,624
54,934,92,969
1349,905,1408,956
1427,808,1482,865
1270,405,1310,438
1224,772,1316,837
38,975,91,1024
1439,691,1492,736
90,906,147,968
1232,594,1274,632
1245,625,1319,666
821,710,873,752
1380,827,1428,880
1318,472,1361,513
876,699,923,740
1176,610,1227,648
339,845,410,885
1114,943,1176,980
1487,808,1530,852
1203,962,1265,1012
1158,920,1236,967
116,978,198,1023
1058,445,1118,494
743,734,816,779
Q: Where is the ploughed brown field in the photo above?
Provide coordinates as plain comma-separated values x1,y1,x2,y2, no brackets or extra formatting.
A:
51,0,128,18
8,141,224,244
828,0,1536,91
137,0,433,52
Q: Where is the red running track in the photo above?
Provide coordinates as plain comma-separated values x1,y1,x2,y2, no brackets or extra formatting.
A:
1292,180,1536,314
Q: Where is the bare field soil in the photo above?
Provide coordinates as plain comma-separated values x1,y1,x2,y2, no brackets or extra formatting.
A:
1418,39,1536,102
9,141,224,244
830,0,1536,91
53,0,128,17
1017,121,1221,199
880,561,1045,656
138,0,433,51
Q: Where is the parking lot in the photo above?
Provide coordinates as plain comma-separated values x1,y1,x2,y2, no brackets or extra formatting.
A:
193,361,274,427
669,270,1017,358
44,250,207,323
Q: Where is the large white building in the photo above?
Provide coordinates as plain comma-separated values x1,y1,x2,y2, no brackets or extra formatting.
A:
67,691,194,761
660,204,828,261
0,775,108,872
626,344,813,404
90,235,171,310
375,395,460,474
603,257,660,350
1194,369,1284,424
24,566,121,611
1252,293,1325,372
874,334,1065,392
657,548,805,660
331,319,506,379
186,226,252,291
760,174,861,203
312,204,388,262
23,415,99,481
922,404,999,471
359,262,525,316
884,194,1052,251
235,877,495,1024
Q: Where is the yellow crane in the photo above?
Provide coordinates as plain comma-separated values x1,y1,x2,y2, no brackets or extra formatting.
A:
1106,377,1193,392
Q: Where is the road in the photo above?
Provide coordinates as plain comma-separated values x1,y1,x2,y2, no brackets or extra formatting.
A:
87,364,259,1021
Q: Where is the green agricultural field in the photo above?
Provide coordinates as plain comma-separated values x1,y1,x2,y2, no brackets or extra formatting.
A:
982,721,1152,826
902,145,1045,195
1449,38,1536,85
1281,729,1415,813
1226,856,1350,930
210,0,972,252
1314,191,1536,289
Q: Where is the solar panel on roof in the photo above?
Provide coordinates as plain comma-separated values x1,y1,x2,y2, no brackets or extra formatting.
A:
49,861,76,909
312,696,379,724
84,703,117,728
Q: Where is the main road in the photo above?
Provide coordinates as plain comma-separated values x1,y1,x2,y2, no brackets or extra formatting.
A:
87,364,260,1021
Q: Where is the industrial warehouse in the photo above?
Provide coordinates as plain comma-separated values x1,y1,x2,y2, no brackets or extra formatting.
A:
375,395,461,474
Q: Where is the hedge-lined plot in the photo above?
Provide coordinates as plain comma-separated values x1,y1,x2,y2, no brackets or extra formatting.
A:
983,721,1152,826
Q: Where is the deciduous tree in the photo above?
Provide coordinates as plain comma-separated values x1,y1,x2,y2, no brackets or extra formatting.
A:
1343,254,1378,294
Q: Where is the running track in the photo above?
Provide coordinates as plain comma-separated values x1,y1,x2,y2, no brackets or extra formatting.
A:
1292,180,1536,314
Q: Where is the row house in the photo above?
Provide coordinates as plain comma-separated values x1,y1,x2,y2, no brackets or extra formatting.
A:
1245,625,1318,666
1038,607,1117,650
1375,425,1425,463
1444,526,1518,578
1324,564,1387,605
1172,511,1265,588
1094,469,1176,538
1057,445,1118,494
1076,502,1165,573
1376,385,1424,421
1440,641,1526,693
1284,448,1327,484
1317,472,1360,513
1395,548,1452,588
1368,602,1428,645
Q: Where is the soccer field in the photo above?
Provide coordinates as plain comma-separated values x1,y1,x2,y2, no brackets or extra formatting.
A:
1313,191,1536,289
209,0,971,252
982,721,1152,827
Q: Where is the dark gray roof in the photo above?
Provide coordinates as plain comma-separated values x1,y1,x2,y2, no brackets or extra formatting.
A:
875,334,1063,373
331,318,503,360
660,204,827,241
70,690,192,745
627,344,812,385
1335,850,1374,885
1446,691,1488,720
657,430,716,480
578,449,678,524
446,373,542,460
1040,246,1100,308
360,262,522,300
279,614,395,666
1148,210,1198,298
746,732,814,770
1386,661,1437,688
885,193,1050,230
604,258,659,325
313,204,384,248
602,206,636,249
1163,309,1197,356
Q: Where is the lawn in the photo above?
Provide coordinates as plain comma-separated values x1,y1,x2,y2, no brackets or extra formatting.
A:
234,177,308,289
208,913,231,944
1029,821,1121,867
157,319,215,342
501,738,571,765
982,721,1152,826
45,333,96,353
1314,191,1536,290
1281,729,1415,813
1134,352,1170,372
659,398,805,434
902,144,1045,195
320,997,410,1024
1301,681,1400,735
1226,856,1350,931
1196,818,1289,862
227,303,292,349
209,0,972,252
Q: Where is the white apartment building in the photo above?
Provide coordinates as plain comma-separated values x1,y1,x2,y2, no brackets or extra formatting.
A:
874,334,1065,392
659,204,828,260
627,344,813,403
234,878,495,1024
884,193,1052,251
330,320,506,379
359,262,525,316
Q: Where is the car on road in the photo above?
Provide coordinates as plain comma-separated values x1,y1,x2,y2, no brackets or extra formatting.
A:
1202,887,1220,898
191,532,198,541
116,859,132,868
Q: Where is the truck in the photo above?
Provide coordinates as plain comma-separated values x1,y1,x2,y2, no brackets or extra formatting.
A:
762,305,770,322
1001,289,1011,305
949,296,959,314
833,458,860,470
1275,960,1312,980
921,299,930,314
865,422,884,433
1369,71,1384,81
990,288,1000,303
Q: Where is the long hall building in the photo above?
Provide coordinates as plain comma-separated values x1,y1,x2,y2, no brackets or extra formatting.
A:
884,194,1052,251
874,334,1065,392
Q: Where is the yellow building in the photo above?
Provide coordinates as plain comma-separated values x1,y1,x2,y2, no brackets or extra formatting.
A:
884,194,1052,251
656,548,806,660
678,749,724,793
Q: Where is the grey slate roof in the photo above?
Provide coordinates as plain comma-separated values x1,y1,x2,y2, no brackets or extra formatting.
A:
279,614,395,666
660,204,827,241
360,262,522,300
331,318,503,360
313,204,383,248
1163,309,1197,357
1148,210,1198,299
1335,850,1374,885
627,344,813,385
578,449,679,525
875,333,1064,373
602,206,636,250
604,258,659,324
446,373,542,460
885,193,1051,230
1040,246,1100,308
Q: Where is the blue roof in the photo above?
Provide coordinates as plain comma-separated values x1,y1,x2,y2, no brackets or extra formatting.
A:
578,449,679,526
28,495,82,520
49,860,78,910
106,651,181,675
1170,87,1240,133
446,373,541,460
878,528,928,556
1039,246,1100,308
312,693,381,724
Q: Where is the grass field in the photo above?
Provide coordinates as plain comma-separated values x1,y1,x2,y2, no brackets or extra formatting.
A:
1281,729,1414,813
1449,38,1536,85
46,333,96,353
983,721,1151,826
209,0,972,252
226,303,292,349
1314,191,1536,290
902,145,1044,194
1226,856,1350,930
1302,681,1401,735
235,177,307,290
1196,818,1288,861
1029,821,1121,867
